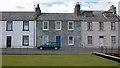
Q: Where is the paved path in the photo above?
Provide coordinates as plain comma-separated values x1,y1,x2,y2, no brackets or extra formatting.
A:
1,48,118,54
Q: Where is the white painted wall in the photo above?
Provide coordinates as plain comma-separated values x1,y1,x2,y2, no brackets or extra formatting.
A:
81,21,118,48
1,21,35,48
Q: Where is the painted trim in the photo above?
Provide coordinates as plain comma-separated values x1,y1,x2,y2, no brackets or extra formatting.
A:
55,21,61,30
68,35,74,45
68,21,74,30
43,21,49,30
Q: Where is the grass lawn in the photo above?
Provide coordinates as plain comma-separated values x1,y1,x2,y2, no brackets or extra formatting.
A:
2,54,119,66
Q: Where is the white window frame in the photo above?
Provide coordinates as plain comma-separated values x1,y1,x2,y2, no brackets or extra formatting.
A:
42,35,49,44
68,21,74,30
111,22,116,30
87,22,92,30
43,21,49,30
55,21,61,30
99,22,104,30
68,35,74,45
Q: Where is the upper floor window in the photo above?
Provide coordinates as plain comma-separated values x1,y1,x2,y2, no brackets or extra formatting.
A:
102,11,114,17
55,21,61,30
43,21,49,30
99,22,104,30
68,21,74,30
111,22,116,30
23,21,29,31
111,36,116,44
88,36,92,44
68,35,74,45
6,21,13,31
87,22,92,30
23,35,29,46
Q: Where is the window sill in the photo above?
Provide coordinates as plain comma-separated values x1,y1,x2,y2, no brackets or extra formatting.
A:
23,45,29,46
23,30,29,31
6,30,13,31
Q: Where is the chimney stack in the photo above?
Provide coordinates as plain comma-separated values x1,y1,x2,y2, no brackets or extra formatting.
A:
108,5,116,14
74,2,80,16
34,4,41,20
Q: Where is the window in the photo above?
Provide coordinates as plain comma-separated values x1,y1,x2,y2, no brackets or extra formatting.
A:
23,21,29,31
43,21,49,30
111,22,116,30
87,22,92,30
42,35,48,44
99,22,104,30
88,36,92,44
55,21,61,30
111,36,116,44
68,36,74,45
68,21,74,30
6,21,13,31
23,36,29,46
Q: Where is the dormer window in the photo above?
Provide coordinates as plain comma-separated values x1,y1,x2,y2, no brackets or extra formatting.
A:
83,11,94,17
102,11,113,17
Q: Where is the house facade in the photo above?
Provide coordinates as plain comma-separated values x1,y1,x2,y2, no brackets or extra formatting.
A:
0,12,35,48
0,2,120,48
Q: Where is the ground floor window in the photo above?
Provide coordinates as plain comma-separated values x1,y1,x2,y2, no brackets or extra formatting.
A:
88,36,92,44
23,35,29,46
111,36,116,44
68,36,74,45
42,35,48,44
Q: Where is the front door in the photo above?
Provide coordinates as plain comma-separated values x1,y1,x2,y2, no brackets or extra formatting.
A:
99,36,104,47
56,36,61,46
7,36,11,48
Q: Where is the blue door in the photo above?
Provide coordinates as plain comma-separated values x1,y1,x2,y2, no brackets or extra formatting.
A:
56,36,61,46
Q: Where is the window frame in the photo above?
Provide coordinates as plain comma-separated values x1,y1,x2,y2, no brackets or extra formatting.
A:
99,22,104,30
23,21,29,31
87,22,92,30
43,21,49,30
55,21,61,30
68,35,74,45
111,36,116,44
68,21,74,30
111,22,116,30
22,35,29,46
6,21,13,31
88,36,92,44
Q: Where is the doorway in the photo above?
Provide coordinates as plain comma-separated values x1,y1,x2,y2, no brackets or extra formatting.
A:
56,36,61,46
7,36,11,48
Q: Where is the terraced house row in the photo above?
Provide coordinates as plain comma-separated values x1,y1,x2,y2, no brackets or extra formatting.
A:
0,2,120,48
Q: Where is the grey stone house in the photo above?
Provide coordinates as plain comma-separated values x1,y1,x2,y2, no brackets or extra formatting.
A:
35,3,81,48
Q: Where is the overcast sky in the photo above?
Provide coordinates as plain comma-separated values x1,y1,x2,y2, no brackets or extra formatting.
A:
0,0,119,13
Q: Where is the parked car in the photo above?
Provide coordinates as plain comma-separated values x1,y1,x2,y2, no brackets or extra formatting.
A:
36,42,60,50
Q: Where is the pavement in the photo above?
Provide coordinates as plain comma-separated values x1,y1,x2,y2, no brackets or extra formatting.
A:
1,47,118,55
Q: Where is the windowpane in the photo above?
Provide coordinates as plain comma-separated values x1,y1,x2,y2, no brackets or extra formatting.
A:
23,21,29,31
6,21,12,31
23,36,29,46
88,36,92,44
111,36,116,44
68,21,74,30
99,22,104,30
43,21,49,30
55,21,61,30
111,22,115,30
68,36,74,45
87,22,92,30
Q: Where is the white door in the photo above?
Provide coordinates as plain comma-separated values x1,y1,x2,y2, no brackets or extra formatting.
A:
99,36,104,47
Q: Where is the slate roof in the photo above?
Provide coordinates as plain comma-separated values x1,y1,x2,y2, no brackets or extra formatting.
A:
0,11,34,21
37,13,80,20
0,11,119,22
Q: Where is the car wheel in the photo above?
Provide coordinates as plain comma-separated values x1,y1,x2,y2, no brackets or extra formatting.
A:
39,47,43,50
54,47,58,50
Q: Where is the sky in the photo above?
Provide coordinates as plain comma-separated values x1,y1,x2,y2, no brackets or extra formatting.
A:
0,0,120,13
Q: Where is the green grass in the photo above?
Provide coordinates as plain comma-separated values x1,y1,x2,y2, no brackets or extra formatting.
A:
2,54,119,66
